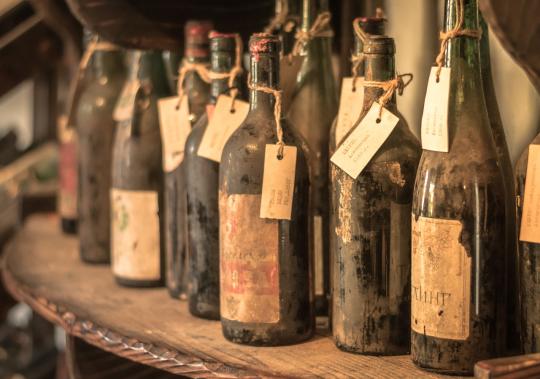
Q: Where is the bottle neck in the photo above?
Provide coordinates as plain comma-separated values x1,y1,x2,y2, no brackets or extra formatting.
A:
301,0,329,31
91,50,124,78
136,51,170,97
210,51,235,102
249,54,280,112
363,53,396,108
479,15,495,92
352,37,364,77
444,0,482,80
299,0,331,55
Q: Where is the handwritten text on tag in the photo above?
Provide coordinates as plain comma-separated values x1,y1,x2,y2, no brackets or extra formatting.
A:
520,144,540,244
197,95,249,162
114,80,140,122
260,144,297,220
421,67,450,152
335,77,365,145
158,96,191,172
331,102,399,179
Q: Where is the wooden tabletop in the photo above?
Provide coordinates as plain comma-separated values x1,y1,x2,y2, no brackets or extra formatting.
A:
1,214,466,378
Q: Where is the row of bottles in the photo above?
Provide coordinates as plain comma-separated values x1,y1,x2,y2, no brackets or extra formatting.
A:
56,0,540,375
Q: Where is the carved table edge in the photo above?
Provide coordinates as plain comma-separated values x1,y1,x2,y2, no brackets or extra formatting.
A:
1,256,286,379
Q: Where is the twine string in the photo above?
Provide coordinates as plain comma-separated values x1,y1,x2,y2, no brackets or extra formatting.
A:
435,0,482,80
363,73,413,119
291,11,334,56
247,73,284,158
264,0,289,34
177,59,211,106
351,17,369,91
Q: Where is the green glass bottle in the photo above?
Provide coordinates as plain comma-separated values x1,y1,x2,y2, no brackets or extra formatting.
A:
516,130,540,353
78,41,126,263
266,0,302,56
219,33,313,346
111,51,170,287
331,36,420,355
479,16,519,351
185,32,243,320
411,0,507,374
164,20,212,299
288,0,338,315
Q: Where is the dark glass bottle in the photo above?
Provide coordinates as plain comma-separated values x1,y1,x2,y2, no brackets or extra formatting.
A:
516,131,540,353
479,16,518,351
185,32,243,320
162,50,182,94
331,36,420,355
328,17,385,153
77,43,126,263
411,0,507,374
219,33,313,346
164,20,212,299
288,0,338,315
266,0,302,56
111,51,170,287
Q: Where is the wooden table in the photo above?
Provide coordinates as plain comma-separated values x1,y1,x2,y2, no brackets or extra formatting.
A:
1,214,465,378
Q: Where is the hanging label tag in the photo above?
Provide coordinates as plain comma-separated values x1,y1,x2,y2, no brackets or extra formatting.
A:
114,80,140,122
421,67,450,152
260,144,297,220
335,77,365,145
280,55,304,112
197,95,249,162
158,96,191,172
520,145,540,244
331,102,398,179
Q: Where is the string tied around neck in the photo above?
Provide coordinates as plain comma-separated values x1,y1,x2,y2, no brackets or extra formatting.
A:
247,73,284,159
435,0,482,80
363,73,413,118
177,59,211,106
291,11,334,57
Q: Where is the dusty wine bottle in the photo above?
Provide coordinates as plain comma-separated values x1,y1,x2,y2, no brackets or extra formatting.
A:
219,33,313,346
516,131,540,354
479,16,518,351
288,0,338,315
331,36,420,355
78,39,126,263
411,0,507,373
111,50,170,287
185,32,244,319
164,20,212,299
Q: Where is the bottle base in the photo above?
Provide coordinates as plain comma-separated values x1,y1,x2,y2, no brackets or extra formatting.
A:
222,319,314,347
412,359,472,376
115,276,163,288
335,340,409,356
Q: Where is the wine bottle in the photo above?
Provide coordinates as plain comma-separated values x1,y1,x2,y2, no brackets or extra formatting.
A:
162,50,182,94
516,131,540,353
219,33,313,346
164,20,212,299
265,0,301,56
78,40,126,263
185,32,243,319
411,0,507,373
479,16,518,351
331,36,420,355
111,51,170,287
328,16,385,153
288,0,338,315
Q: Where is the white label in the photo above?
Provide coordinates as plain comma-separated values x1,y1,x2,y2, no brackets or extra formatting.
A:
336,77,365,145
114,80,141,122
158,96,191,172
421,67,450,152
330,102,399,179
260,144,297,220
197,95,249,162
520,144,540,244
111,188,161,281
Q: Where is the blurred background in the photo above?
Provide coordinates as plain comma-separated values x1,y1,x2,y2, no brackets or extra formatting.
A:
0,0,538,378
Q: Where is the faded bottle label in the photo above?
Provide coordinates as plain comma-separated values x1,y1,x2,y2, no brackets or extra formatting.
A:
411,216,471,340
111,188,161,280
59,138,78,219
219,192,280,323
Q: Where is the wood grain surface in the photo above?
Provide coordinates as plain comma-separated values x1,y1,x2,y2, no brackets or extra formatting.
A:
1,214,466,378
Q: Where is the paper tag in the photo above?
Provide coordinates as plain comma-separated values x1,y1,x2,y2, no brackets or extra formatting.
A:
280,55,304,112
330,102,399,179
158,96,191,172
197,95,249,162
421,67,450,152
520,145,540,244
114,80,140,122
260,145,297,220
335,77,365,145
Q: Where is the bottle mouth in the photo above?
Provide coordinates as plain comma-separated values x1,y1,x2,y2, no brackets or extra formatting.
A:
185,20,213,44
210,31,239,52
357,17,386,35
363,35,395,55
249,33,280,57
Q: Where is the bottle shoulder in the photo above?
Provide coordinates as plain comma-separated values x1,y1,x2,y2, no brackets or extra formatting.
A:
185,114,208,154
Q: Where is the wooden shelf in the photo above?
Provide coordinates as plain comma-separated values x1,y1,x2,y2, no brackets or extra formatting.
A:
1,214,467,378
